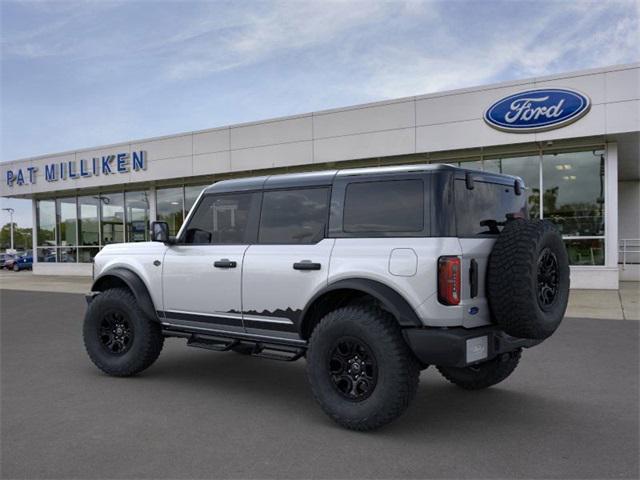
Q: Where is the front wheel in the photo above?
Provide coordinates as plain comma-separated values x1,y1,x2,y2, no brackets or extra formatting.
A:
436,349,522,390
13,264,19,272
83,288,164,377
306,305,420,431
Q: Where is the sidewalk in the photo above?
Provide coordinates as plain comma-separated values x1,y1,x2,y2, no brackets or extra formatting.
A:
0,270,91,295
1,270,638,320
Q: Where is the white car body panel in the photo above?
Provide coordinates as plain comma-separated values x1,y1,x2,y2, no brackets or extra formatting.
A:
241,239,335,338
162,245,248,332
328,237,483,327
93,242,167,309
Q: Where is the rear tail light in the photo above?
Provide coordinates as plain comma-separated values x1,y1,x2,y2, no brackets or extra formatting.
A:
438,256,461,306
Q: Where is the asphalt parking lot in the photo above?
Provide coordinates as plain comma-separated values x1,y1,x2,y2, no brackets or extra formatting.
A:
1,289,638,479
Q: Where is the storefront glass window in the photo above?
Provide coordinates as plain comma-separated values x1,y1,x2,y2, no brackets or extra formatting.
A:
157,187,184,236
36,200,56,247
125,190,150,242
78,196,100,247
542,150,605,266
56,197,77,247
564,238,605,266
100,193,124,244
78,247,100,263
483,155,540,219
542,151,605,237
185,185,206,215
37,247,57,263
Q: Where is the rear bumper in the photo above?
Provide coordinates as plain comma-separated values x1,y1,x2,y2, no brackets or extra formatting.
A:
403,326,541,368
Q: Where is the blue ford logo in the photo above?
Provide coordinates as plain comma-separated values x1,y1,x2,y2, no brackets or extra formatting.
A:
484,88,590,133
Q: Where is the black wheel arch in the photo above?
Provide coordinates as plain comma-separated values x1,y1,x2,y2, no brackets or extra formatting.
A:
91,267,159,322
299,278,422,339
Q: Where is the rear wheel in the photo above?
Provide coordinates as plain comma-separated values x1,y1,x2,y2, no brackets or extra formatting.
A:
13,264,19,272
306,305,420,431
83,288,164,376
437,349,522,390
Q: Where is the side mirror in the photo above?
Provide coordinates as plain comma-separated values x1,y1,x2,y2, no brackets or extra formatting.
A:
151,221,170,243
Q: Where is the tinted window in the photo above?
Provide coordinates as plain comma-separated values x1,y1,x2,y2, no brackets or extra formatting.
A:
455,180,527,236
184,193,257,244
343,180,424,233
259,188,330,244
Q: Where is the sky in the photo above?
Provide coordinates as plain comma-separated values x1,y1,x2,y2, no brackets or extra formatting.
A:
1,0,639,228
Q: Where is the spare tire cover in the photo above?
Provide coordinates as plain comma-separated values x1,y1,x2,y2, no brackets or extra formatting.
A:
487,219,570,340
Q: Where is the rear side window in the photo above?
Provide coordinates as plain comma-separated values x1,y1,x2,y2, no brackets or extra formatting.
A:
259,188,330,244
343,180,424,233
183,193,258,244
455,180,527,236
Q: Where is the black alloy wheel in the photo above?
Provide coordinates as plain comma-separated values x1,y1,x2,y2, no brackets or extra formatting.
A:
328,337,378,401
98,310,134,355
537,247,559,309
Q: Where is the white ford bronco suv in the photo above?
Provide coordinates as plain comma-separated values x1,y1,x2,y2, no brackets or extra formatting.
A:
83,164,569,430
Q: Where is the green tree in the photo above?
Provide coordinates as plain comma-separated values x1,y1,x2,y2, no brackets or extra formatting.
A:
0,223,33,251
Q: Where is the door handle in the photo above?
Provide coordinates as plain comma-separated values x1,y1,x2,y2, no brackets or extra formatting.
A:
293,261,321,271
214,259,237,269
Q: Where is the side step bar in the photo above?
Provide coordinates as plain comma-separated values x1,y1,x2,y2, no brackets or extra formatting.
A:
163,327,307,362
186,336,239,352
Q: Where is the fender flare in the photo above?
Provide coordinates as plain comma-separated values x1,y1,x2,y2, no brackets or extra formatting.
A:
91,267,159,322
299,278,423,335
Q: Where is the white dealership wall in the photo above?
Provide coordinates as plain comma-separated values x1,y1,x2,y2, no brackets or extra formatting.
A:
1,63,639,287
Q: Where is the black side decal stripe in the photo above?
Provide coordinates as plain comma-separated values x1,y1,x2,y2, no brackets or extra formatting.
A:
161,311,242,327
242,319,296,332
160,311,297,333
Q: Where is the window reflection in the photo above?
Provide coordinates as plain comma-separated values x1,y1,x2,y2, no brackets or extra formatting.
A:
100,193,124,244
36,200,56,246
157,187,184,236
57,197,77,247
483,156,540,219
542,151,605,236
565,239,605,265
125,191,150,242
78,196,100,246
185,185,205,215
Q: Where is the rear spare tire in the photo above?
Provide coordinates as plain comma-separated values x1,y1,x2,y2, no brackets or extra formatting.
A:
487,219,569,340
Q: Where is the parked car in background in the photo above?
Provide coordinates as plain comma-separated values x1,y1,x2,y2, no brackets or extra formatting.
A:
0,253,16,269
12,252,33,271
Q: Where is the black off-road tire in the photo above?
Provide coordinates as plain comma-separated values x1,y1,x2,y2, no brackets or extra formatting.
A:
306,305,420,431
488,219,570,340
83,288,164,377
437,349,522,390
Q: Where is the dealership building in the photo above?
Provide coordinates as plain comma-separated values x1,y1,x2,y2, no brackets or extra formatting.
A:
1,63,638,289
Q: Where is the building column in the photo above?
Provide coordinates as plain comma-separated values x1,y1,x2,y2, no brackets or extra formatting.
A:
149,186,157,222
31,198,37,268
605,142,619,282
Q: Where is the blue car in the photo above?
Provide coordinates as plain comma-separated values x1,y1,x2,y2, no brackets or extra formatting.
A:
13,253,33,271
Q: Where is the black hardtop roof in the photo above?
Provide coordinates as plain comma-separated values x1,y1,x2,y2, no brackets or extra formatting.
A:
203,163,522,194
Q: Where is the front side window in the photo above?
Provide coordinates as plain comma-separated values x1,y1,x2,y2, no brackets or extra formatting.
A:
343,180,424,233
258,188,330,244
183,193,258,244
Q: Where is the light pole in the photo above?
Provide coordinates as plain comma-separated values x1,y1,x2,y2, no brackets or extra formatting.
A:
2,207,15,251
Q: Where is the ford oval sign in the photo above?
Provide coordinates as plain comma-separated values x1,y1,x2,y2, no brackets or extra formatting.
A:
484,88,591,133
